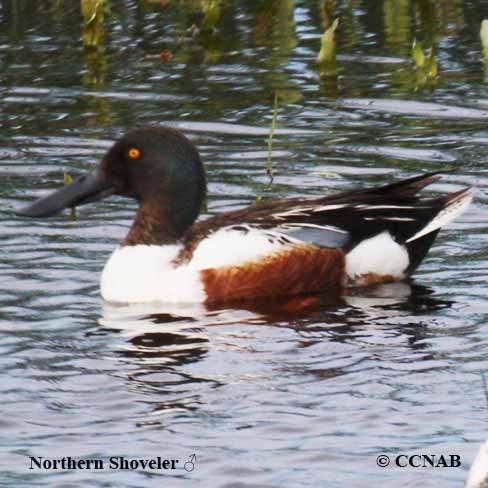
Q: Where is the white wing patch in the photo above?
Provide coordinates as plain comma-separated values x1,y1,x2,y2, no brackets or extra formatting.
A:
273,204,347,219
406,189,473,243
310,204,348,212
364,217,415,222
277,222,348,233
273,207,316,219
345,231,409,281
356,204,418,210
190,227,294,270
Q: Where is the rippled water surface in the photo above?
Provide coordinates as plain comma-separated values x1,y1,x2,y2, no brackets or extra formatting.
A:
1,1,488,487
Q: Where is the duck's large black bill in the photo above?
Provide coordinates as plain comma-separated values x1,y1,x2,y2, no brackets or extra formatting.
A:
16,171,114,218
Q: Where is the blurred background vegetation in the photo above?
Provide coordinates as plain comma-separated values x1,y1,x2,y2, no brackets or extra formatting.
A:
2,0,488,138
2,0,485,89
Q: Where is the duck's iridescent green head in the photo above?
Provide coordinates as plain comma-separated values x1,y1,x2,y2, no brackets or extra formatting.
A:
16,127,207,239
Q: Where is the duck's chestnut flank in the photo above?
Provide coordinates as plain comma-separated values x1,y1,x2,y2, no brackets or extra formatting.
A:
15,126,473,304
201,245,346,303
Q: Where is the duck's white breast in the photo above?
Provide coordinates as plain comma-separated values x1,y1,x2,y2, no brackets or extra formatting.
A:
100,245,206,303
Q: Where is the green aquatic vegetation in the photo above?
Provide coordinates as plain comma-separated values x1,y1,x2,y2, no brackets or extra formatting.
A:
317,18,339,66
201,0,222,32
411,39,438,86
63,172,73,187
320,0,336,26
481,20,488,58
253,0,296,59
411,40,426,68
315,171,341,179
383,0,410,50
317,18,339,78
81,0,109,88
63,173,77,219
253,91,281,202
481,20,488,82
81,0,105,50
266,92,279,184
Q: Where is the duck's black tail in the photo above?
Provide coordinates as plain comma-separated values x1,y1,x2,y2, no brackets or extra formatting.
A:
374,169,453,198
405,186,473,273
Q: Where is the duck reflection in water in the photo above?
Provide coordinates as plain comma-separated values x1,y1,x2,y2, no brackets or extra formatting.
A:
101,280,452,359
98,281,453,423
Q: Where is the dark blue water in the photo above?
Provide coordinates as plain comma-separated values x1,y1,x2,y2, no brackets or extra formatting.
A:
1,1,487,486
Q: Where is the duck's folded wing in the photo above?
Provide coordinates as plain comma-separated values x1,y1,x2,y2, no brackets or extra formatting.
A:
257,186,472,250
186,172,472,283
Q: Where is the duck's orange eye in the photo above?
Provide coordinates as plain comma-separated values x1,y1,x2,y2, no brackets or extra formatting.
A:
128,148,141,160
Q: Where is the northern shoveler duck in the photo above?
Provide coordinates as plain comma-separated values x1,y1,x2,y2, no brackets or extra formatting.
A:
16,127,473,304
